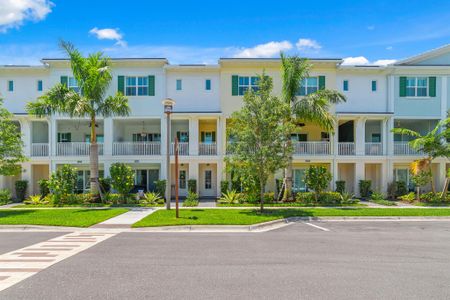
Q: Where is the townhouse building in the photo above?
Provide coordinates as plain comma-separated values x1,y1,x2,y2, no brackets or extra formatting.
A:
0,45,449,198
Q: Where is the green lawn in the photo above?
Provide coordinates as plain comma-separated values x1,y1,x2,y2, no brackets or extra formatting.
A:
0,208,128,227
217,202,366,207
133,208,450,227
13,203,164,208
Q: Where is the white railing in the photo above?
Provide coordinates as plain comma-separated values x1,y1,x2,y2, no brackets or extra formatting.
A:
31,143,49,157
56,142,103,156
293,141,331,156
394,142,423,156
199,143,217,155
170,142,189,155
365,142,383,156
338,142,355,155
113,142,161,156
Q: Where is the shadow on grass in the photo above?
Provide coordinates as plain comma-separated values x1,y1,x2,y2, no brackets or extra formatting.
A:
0,210,35,218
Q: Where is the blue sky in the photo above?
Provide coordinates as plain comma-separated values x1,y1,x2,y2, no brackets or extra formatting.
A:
1,0,450,65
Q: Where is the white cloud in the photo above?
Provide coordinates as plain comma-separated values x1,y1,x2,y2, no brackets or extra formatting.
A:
295,38,322,51
386,46,393,50
89,27,127,47
342,56,397,66
367,25,375,30
373,59,397,66
233,41,292,58
0,0,53,33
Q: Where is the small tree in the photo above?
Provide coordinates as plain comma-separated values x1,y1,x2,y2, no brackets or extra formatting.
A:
48,165,77,205
411,170,432,201
15,180,28,202
304,166,332,203
226,73,292,211
110,163,134,203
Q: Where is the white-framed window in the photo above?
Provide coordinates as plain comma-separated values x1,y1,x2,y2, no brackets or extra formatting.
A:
7,80,13,92
343,80,349,91
205,79,211,91
201,131,216,143
57,132,71,143
179,170,187,189
176,131,189,143
68,77,79,93
238,76,259,95
205,170,212,189
125,76,148,96
290,133,307,142
176,79,182,91
132,133,161,142
371,80,377,92
37,80,43,92
293,169,307,192
406,77,427,97
298,77,318,96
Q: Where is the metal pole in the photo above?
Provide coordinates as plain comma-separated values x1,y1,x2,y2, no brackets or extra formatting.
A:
165,112,171,210
175,137,179,218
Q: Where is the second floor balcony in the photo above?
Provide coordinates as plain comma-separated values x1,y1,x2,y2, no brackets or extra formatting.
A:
57,142,104,156
293,141,331,156
394,142,424,156
113,142,161,156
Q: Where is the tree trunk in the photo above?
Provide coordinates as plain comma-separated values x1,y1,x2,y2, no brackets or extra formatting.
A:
89,117,100,200
283,144,293,201
442,178,450,201
416,186,420,202
260,181,265,213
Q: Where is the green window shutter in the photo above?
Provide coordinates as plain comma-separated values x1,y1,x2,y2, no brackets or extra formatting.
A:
318,76,326,90
429,76,436,97
148,75,155,96
67,133,71,142
176,132,181,142
57,133,61,143
201,132,205,142
118,76,125,94
231,75,239,96
212,132,216,142
60,76,68,87
399,77,407,97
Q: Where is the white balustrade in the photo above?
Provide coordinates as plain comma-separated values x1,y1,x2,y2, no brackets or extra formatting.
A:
113,142,161,156
293,142,331,155
365,142,383,156
394,142,423,155
199,143,217,155
338,142,355,155
31,143,49,157
170,142,189,155
56,142,103,156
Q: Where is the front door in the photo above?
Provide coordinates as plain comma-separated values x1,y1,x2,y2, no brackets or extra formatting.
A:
135,170,148,191
200,167,216,197
148,169,159,192
293,169,307,192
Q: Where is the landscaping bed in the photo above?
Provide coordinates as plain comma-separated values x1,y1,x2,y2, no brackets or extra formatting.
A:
132,208,450,227
0,208,128,227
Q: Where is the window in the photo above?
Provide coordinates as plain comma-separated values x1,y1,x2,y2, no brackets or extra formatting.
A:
7,80,13,92
201,131,216,143
176,79,182,91
205,79,211,91
176,131,189,143
135,170,148,188
85,134,104,143
57,133,71,143
371,80,377,92
343,80,349,91
298,77,318,96
238,76,259,95
290,133,307,142
68,77,79,93
406,77,427,97
179,170,186,189
125,76,148,96
321,132,330,141
37,80,43,91
132,133,161,142
293,169,307,192
394,168,413,191
204,170,212,189
371,133,381,143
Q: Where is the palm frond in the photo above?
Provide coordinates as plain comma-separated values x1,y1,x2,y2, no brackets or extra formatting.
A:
96,93,131,118
26,84,71,117
391,128,421,138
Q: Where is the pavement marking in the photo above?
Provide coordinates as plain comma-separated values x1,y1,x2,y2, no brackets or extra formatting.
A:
0,231,117,292
302,222,330,232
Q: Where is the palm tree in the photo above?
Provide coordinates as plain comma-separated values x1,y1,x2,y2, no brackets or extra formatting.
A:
27,41,130,199
392,118,450,198
280,53,346,200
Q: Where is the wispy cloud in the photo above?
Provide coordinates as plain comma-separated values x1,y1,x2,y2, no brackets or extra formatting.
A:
89,27,126,47
0,0,53,33
295,38,321,52
342,56,396,66
367,25,375,30
233,41,292,58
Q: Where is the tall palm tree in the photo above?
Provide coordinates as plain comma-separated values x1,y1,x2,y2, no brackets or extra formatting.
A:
27,41,130,198
280,53,346,200
392,118,450,198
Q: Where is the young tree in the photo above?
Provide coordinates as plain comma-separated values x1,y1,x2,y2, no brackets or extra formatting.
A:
0,99,26,176
27,41,130,198
304,166,332,203
226,73,292,211
110,163,135,203
280,53,346,200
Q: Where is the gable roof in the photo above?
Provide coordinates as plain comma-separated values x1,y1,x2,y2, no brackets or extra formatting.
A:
394,44,450,66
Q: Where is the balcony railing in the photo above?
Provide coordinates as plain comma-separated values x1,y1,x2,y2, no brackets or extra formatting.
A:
199,142,217,155
394,142,423,156
365,142,383,156
338,142,355,155
56,142,103,156
293,142,331,156
31,143,49,157
113,142,161,156
170,142,189,155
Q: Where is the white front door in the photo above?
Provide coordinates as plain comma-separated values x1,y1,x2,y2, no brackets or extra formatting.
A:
200,167,216,197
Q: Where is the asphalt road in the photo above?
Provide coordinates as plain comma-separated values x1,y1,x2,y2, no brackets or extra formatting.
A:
0,232,68,255
3,221,450,299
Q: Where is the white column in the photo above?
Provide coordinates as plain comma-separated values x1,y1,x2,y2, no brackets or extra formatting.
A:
221,117,227,156
437,162,447,192
160,116,167,156
381,118,387,155
216,160,224,197
387,75,395,113
189,117,199,156
355,118,366,156
332,120,339,156
386,117,394,156
441,76,448,121
103,118,113,156
355,162,365,197
21,162,32,197
188,161,199,194
103,161,112,178
332,159,338,191
20,119,31,157
50,118,57,156
216,117,222,156
381,161,390,194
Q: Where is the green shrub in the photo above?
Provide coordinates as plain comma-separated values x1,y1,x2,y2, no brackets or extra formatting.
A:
372,199,397,206
183,192,199,207
140,192,164,206
218,190,242,204
263,192,275,202
420,192,450,203
48,165,77,206
359,180,372,198
295,192,315,206
99,177,112,193
154,180,166,199
335,180,346,194
220,180,229,194
110,163,134,203
399,192,415,203
188,179,197,193
24,195,50,205
296,191,357,206
370,192,386,201
304,166,332,202
319,192,343,206
396,181,408,197
38,179,50,197
0,189,11,205
339,192,358,205
104,193,121,205
15,180,28,202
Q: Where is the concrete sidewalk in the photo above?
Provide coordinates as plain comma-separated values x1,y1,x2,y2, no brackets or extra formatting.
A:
91,208,155,229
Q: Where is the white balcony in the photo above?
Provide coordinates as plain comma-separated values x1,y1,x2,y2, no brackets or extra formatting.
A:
170,142,189,156
56,142,104,156
199,143,217,156
113,142,161,156
293,141,331,156
338,142,355,155
394,142,423,156
31,143,49,157
365,142,383,156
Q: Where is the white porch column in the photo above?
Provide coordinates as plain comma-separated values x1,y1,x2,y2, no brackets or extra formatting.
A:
216,117,222,156
355,118,366,156
216,160,224,197
160,116,167,156
189,117,199,156
436,162,447,192
386,117,394,156
221,117,227,156
103,118,113,156
21,162,32,197
20,119,31,157
381,161,390,194
188,161,199,194
103,161,112,178
441,76,447,121
332,159,338,191
355,161,365,197
332,120,339,156
50,118,57,156
381,118,388,155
